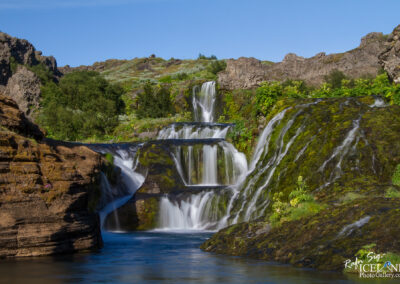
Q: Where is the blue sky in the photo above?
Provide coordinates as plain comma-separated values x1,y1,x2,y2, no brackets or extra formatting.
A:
1,0,399,67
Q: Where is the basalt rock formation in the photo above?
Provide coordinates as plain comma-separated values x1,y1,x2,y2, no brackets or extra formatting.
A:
0,93,103,258
0,32,61,118
218,30,392,90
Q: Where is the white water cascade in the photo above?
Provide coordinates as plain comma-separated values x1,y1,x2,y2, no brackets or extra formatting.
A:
89,144,145,230
156,81,248,230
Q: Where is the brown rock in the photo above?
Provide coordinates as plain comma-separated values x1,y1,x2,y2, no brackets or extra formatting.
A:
379,24,400,83
0,94,103,258
218,32,387,90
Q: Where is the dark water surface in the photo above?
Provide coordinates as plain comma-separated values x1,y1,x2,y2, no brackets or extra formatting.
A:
0,231,393,284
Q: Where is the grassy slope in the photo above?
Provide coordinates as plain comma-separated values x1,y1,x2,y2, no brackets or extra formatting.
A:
79,57,220,142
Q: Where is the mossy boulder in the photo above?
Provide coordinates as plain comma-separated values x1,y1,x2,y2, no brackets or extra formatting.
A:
228,96,400,222
136,141,186,194
202,96,400,271
104,194,160,231
202,197,400,271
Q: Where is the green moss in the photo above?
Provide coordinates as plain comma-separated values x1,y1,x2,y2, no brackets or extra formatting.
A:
392,164,400,186
341,192,365,203
385,187,400,198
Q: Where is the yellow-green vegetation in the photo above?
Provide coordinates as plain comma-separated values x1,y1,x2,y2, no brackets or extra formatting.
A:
218,89,258,156
344,243,400,273
392,164,400,186
269,176,325,227
341,192,365,203
385,187,400,198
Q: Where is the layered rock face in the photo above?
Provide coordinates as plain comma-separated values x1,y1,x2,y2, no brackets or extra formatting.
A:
218,31,389,89
201,96,400,271
0,32,61,118
379,24,400,83
0,94,103,258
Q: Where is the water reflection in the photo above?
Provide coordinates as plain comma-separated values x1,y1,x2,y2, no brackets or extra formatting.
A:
0,232,395,284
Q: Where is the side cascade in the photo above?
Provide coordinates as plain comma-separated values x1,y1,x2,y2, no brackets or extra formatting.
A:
156,81,248,230
88,144,145,230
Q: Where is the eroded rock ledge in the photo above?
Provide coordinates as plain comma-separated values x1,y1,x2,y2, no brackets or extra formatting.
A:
0,94,103,258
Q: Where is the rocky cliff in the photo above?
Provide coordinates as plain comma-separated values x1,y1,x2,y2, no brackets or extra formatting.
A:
218,27,400,90
0,93,103,258
0,32,61,118
379,25,400,83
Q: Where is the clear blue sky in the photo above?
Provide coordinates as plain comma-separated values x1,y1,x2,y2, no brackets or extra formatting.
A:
1,0,399,67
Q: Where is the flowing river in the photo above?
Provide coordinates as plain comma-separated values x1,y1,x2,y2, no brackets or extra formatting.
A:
0,231,371,284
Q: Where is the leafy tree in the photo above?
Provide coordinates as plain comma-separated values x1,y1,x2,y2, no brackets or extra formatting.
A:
136,82,175,119
38,71,124,141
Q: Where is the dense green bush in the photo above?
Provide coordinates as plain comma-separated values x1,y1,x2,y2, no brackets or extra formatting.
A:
135,82,175,119
207,60,227,75
198,53,217,60
38,71,124,141
27,63,55,84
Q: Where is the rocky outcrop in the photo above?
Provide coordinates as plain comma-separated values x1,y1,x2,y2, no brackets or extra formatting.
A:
0,94,43,140
4,66,41,117
379,24,400,83
0,32,61,118
218,31,388,89
0,93,103,258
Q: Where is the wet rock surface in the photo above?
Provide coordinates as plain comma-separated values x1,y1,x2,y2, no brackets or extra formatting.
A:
201,96,400,271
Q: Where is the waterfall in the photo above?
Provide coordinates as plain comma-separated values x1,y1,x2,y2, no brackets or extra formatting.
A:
89,144,145,230
193,81,217,122
156,81,248,230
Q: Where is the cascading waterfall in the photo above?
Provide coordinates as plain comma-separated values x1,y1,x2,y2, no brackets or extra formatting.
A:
193,81,217,122
156,81,248,230
89,144,145,230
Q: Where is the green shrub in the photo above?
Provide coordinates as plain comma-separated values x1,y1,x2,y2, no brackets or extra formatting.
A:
198,53,217,60
27,63,55,85
135,82,175,119
207,60,227,75
38,71,125,141
269,176,325,227
255,81,282,116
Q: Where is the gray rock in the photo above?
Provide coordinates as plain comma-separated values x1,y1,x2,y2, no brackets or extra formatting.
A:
4,66,41,118
218,31,387,90
379,25,400,83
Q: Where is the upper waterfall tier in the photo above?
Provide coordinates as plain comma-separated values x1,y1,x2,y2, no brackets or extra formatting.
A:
158,122,233,140
193,81,217,122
